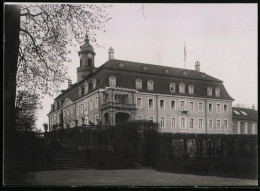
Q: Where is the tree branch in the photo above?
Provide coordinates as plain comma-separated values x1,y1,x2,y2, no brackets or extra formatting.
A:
20,12,44,17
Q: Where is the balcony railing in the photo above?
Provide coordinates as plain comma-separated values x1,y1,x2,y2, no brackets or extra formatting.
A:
179,107,189,115
101,102,137,110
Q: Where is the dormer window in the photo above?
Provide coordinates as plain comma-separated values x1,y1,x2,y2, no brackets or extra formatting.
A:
179,83,185,93
163,68,169,74
92,79,96,89
84,80,89,94
109,76,116,87
207,87,212,96
142,65,148,71
79,87,82,97
147,80,154,91
215,88,221,97
118,63,124,68
135,79,142,89
188,85,194,94
169,83,176,93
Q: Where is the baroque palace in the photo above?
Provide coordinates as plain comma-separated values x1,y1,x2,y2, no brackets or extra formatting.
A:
48,33,256,134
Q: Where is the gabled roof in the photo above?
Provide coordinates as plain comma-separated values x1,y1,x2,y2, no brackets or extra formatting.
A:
232,107,258,121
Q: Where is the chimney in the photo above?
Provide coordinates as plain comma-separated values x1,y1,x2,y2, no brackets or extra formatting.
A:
195,60,200,72
68,79,72,89
252,104,255,110
108,47,114,60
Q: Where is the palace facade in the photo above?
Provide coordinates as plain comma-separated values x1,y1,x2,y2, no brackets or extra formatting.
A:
48,34,235,134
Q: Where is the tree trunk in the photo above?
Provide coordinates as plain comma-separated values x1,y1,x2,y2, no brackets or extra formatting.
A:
4,4,21,184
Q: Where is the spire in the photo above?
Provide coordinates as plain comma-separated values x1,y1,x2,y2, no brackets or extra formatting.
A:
84,31,89,44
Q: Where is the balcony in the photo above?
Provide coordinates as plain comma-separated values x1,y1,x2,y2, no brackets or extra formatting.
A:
179,107,189,115
101,102,137,110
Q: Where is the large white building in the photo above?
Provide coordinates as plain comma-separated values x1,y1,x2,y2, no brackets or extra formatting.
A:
48,33,236,134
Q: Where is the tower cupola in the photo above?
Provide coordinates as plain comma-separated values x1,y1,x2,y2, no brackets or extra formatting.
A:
77,32,96,82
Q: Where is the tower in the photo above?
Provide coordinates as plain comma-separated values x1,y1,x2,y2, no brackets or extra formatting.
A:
77,33,96,82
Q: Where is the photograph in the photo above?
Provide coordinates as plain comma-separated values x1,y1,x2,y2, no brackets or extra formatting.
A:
3,2,258,187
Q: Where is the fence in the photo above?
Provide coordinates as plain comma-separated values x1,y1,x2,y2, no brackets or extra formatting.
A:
159,133,258,160
43,124,258,167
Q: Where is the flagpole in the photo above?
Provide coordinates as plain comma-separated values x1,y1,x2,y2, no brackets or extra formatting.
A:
184,41,186,69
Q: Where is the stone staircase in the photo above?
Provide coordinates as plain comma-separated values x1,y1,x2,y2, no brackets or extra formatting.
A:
38,150,91,171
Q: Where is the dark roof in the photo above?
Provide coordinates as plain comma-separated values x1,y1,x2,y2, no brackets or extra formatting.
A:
49,59,234,113
101,59,222,82
232,107,258,121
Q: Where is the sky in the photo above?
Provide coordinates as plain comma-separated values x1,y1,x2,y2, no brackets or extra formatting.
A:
36,3,258,130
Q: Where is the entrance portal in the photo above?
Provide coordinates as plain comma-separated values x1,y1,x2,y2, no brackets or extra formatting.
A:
115,112,130,125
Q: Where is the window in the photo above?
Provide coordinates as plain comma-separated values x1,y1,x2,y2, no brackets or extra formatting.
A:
216,120,221,130
147,80,154,91
169,83,176,92
240,122,245,134
179,83,185,93
190,119,194,129
90,99,93,110
160,100,165,110
76,105,79,115
233,110,240,115
109,76,116,87
232,122,238,134
208,119,213,129
85,118,88,125
84,81,89,94
67,110,69,116
180,101,185,110
95,115,99,125
88,59,92,67
80,104,83,114
148,98,154,109
216,103,221,113
92,79,97,89
247,123,253,134
180,118,186,129
224,120,228,130
215,88,221,97
208,103,213,113
224,104,228,113
198,102,203,112
160,117,165,128
198,119,203,129
136,97,142,108
135,79,142,89
148,116,154,122
240,111,248,115
90,116,93,124
137,116,142,120
188,85,194,94
84,101,88,111
71,107,73,114
171,100,176,110
207,87,212,96
171,118,176,128
189,102,194,111
95,96,98,108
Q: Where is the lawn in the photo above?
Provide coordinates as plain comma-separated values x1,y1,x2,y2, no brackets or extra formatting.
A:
21,168,257,186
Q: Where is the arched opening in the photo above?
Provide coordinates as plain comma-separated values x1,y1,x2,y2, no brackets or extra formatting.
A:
104,113,109,126
88,59,92,67
115,112,130,125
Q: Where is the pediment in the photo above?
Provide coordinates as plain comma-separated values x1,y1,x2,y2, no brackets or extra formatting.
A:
61,98,73,108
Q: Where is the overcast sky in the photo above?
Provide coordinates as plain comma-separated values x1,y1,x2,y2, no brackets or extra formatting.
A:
36,3,257,130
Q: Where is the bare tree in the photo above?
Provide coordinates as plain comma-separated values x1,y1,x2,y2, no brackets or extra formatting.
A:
4,3,112,183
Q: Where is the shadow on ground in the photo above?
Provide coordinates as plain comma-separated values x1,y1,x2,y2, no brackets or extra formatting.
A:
155,157,258,180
